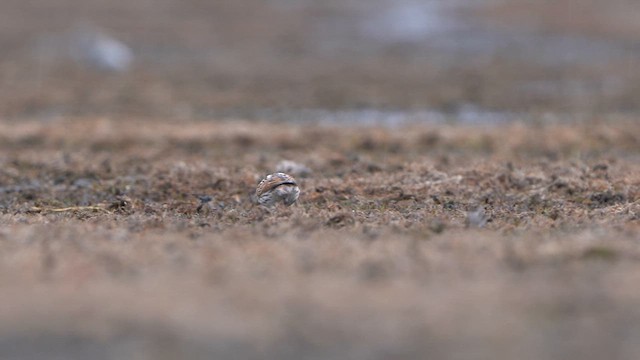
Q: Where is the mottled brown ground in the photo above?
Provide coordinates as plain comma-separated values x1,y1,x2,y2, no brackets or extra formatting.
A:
0,117,638,359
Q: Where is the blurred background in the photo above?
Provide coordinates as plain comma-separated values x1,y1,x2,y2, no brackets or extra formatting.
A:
2,0,640,121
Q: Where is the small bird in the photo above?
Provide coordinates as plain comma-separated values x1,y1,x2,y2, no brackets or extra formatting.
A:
255,172,300,207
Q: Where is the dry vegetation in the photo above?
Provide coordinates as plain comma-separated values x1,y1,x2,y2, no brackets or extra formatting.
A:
0,117,639,359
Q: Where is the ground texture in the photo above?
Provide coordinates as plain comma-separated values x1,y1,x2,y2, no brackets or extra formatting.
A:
0,117,638,359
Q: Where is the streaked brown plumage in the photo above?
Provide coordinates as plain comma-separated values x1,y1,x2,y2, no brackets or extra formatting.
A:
255,172,300,207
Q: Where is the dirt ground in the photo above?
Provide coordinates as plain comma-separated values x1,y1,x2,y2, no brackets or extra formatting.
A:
0,117,638,359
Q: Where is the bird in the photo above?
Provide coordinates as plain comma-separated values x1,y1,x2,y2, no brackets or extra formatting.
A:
255,172,300,207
